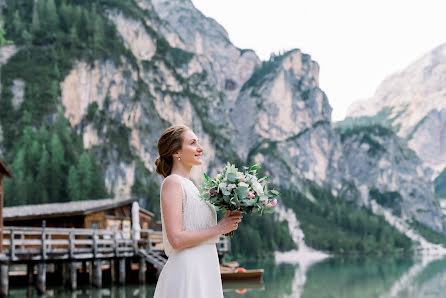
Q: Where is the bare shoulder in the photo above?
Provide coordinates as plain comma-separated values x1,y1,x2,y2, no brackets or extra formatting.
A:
161,175,182,199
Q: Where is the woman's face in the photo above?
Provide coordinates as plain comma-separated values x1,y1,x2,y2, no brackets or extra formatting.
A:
176,129,204,166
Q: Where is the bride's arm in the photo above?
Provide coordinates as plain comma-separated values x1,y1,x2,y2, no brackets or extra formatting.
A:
161,176,241,250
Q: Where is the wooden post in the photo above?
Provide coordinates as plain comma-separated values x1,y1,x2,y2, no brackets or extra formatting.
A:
27,263,34,285
113,231,119,257
36,263,46,295
0,158,13,255
111,259,117,284
69,261,77,291
9,231,14,261
0,175,3,254
92,259,102,288
69,232,74,259
147,230,152,251
82,261,87,275
138,257,145,284
0,263,8,297
89,261,93,285
41,221,47,260
118,258,125,285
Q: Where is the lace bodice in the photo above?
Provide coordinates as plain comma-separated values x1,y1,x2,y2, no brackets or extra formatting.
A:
160,174,219,257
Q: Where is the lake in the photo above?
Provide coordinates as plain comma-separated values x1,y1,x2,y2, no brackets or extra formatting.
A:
8,254,446,297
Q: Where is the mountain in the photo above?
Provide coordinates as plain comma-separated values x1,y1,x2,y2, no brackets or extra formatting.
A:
1,0,445,257
345,43,446,180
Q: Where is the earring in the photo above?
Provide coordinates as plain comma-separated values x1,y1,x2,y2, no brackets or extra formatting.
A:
178,157,181,161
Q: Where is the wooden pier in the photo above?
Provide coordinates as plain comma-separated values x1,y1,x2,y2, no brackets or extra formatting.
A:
0,226,230,296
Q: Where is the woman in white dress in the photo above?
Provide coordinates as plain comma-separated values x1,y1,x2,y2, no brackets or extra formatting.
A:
153,125,243,298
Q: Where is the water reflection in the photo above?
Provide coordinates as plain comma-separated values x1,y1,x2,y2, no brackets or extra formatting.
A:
8,255,446,298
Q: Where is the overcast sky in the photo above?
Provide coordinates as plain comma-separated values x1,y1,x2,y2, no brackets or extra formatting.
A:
192,0,446,121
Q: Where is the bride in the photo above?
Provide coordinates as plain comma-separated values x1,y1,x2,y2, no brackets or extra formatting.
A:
153,125,243,298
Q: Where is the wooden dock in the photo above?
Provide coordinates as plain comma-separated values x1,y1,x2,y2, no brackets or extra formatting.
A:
0,226,230,296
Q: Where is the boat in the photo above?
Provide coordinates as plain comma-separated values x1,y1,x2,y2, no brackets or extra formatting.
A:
220,262,264,282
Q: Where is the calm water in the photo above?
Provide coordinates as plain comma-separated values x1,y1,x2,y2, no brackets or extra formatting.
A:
8,255,446,298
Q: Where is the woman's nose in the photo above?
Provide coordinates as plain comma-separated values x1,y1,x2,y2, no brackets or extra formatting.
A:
198,144,204,152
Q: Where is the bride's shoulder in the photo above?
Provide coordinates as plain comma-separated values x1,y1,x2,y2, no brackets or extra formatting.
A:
161,174,182,190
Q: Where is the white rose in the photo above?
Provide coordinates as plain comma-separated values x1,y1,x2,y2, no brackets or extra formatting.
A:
227,184,236,191
238,182,249,188
252,181,264,196
218,182,227,191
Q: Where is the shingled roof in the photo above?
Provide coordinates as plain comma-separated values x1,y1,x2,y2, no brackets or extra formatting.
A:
3,197,142,220
0,158,12,178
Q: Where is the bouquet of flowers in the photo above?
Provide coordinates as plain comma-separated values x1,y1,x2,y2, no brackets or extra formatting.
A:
199,163,279,237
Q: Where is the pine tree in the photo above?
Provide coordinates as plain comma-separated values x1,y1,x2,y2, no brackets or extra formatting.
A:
10,149,27,206
37,145,51,204
31,1,40,34
0,23,12,46
77,151,93,200
44,0,59,33
67,165,80,201
91,164,108,199
49,134,65,201
29,140,41,177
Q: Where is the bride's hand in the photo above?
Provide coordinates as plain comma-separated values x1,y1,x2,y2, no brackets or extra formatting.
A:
217,210,243,234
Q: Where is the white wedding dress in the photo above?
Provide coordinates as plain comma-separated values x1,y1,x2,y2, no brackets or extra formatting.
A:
154,174,224,298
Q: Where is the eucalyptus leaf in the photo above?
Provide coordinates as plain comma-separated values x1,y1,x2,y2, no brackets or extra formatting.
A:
270,189,280,196
249,164,261,171
236,186,249,199
222,188,231,196
227,172,237,183
223,195,230,203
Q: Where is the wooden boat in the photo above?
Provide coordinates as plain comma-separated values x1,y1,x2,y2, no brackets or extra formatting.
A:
220,262,264,282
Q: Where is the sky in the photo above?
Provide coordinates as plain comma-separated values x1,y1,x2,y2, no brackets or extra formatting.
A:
192,0,446,121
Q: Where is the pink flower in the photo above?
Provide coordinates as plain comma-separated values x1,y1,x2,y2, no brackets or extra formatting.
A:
262,200,268,205
267,203,273,207
247,192,255,199
272,198,277,207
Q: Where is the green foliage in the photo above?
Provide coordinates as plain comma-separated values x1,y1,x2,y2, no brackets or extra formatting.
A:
156,38,194,68
241,52,286,92
85,102,134,162
228,215,297,261
409,221,446,246
335,107,398,132
0,0,136,149
434,168,446,199
369,187,403,215
337,124,394,156
0,22,13,46
3,114,109,206
281,184,412,255
132,160,162,221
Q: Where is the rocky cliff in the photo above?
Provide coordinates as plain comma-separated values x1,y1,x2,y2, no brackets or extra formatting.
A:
346,43,446,179
1,0,445,251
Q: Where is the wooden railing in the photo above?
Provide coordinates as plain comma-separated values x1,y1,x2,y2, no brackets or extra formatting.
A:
0,226,230,262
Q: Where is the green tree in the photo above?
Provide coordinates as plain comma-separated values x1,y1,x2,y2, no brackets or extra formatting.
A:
37,145,51,204
9,149,27,206
31,2,41,34
43,0,59,33
67,165,80,201
0,22,13,46
49,134,65,201
77,151,93,200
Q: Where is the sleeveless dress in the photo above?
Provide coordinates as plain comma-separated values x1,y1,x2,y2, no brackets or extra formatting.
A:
153,174,224,298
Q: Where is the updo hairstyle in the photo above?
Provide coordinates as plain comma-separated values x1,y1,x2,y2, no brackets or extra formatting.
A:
155,125,189,178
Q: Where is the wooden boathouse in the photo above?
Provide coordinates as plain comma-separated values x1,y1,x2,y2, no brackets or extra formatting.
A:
0,197,230,296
